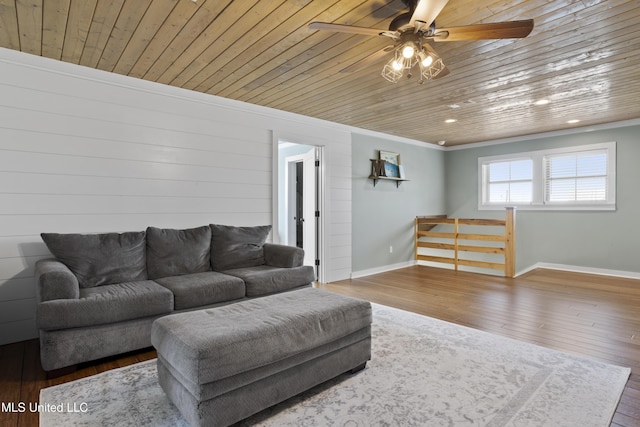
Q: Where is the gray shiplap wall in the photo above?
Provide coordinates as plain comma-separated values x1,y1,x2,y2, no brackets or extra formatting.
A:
0,48,355,345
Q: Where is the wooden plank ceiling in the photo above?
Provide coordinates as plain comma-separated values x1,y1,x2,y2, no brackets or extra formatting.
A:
0,0,639,146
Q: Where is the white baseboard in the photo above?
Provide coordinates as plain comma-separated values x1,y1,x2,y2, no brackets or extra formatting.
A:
352,261,640,282
351,261,416,279
517,262,640,281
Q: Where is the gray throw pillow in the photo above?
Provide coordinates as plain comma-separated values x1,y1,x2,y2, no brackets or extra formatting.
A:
210,224,271,271
146,225,212,279
41,231,147,288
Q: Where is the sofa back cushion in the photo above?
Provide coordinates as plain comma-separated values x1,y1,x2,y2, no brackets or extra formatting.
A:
146,226,211,279
41,231,147,288
210,224,271,271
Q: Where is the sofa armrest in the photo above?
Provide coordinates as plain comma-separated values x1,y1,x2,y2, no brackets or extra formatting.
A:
35,258,80,302
263,243,305,268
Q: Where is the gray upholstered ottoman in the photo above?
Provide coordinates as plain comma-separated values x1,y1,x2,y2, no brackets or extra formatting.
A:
151,288,372,427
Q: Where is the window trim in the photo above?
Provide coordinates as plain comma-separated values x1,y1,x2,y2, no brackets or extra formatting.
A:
478,142,616,211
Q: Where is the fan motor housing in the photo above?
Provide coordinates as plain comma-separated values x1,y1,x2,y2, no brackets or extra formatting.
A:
389,12,412,31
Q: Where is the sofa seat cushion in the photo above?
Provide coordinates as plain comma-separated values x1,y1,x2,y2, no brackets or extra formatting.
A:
40,231,147,288
37,280,174,330
146,226,212,280
154,272,246,310
222,265,315,297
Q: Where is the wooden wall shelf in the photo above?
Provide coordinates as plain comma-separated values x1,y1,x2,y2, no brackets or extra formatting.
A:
369,157,407,188
368,176,409,188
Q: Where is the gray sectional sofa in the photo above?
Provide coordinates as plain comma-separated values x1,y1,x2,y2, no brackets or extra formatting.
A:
35,224,315,372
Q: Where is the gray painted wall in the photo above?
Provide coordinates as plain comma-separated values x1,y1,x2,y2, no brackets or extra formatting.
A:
352,133,445,273
445,125,640,274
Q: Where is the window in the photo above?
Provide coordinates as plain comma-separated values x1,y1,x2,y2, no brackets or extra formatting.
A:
484,158,533,204
544,149,608,203
479,142,616,210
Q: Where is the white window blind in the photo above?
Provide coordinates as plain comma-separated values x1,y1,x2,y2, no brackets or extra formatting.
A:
545,149,608,203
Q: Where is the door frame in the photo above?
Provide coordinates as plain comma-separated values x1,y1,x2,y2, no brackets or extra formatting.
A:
273,138,325,282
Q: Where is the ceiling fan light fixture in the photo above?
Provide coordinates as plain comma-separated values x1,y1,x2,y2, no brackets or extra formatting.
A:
420,57,445,80
382,57,404,83
381,41,446,84
402,44,415,58
420,52,433,67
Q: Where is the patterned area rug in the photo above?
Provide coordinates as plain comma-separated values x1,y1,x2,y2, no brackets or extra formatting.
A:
40,304,629,426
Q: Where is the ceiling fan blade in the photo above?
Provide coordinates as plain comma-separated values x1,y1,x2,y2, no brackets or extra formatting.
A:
422,42,443,59
433,20,534,41
308,22,385,37
340,46,395,73
410,0,450,27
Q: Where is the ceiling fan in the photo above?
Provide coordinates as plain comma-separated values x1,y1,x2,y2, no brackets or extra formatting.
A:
308,0,534,84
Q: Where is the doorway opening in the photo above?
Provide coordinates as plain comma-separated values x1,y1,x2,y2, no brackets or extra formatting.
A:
276,142,323,281
295,161,304,249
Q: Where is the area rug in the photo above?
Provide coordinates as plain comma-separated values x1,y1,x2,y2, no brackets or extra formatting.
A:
40,304,630,427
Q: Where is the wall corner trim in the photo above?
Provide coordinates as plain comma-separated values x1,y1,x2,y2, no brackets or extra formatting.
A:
351,261,417,279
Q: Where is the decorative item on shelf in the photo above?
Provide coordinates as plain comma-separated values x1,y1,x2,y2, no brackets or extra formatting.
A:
369,150,408,188
379,150,401,177
370,158,386,178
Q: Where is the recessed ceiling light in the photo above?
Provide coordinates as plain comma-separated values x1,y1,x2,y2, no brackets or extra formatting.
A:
448,104,460,109
567,119,580,124
534,99,550,105
445,119,457,123
437,141,446,146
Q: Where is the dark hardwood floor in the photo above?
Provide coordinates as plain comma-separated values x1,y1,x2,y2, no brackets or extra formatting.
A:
1,266,639,426
319,266,640,427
